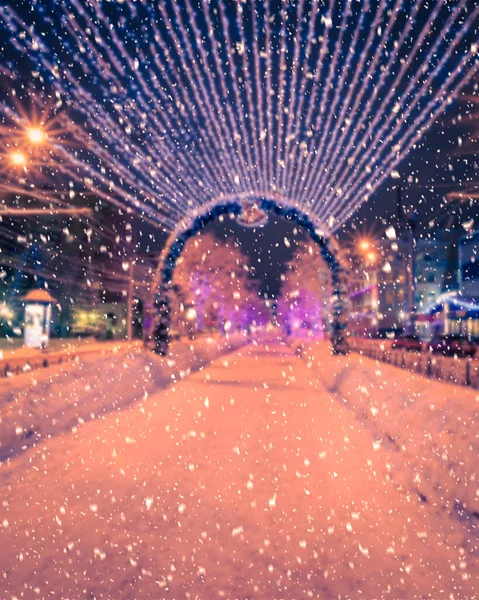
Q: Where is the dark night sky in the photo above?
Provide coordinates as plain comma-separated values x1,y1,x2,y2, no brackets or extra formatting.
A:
350,81,478,235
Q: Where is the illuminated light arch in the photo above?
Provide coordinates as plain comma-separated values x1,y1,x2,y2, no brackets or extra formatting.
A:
149,195,349,354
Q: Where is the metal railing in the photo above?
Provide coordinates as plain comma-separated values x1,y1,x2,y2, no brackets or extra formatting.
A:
349,338,479,388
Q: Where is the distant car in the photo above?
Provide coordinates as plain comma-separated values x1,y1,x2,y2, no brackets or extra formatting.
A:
428,335,476,357
391,335,423,352
378,328,404,340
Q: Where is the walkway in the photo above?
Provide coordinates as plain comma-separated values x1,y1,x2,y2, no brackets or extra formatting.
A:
0,341,474,599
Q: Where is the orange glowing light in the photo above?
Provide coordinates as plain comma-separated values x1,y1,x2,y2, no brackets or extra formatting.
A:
10,151,27,166
359,239,371,252
27,127,46,144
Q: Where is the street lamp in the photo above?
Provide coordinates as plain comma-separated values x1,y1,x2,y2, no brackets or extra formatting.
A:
357,240,379,334
26,126,46,145
10,151,27,167
359,239,371,252
184,305,197,339
7,121,50,170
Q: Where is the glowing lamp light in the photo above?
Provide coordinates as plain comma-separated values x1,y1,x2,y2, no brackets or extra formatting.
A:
367,251,377,263
10,151,26,166
185,307,197,321
0,302,14,320
359,239,370,252
27,127,45,144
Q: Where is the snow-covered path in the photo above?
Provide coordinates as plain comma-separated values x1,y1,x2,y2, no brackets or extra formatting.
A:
0,341,476,599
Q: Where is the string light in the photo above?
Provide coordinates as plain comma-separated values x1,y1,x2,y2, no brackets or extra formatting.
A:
0,1,476,232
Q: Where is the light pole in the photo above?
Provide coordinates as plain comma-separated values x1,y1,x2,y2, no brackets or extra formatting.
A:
184,304,197,340
124,219,137,341
357,240,379,335
395,183,417,334
406,211,417,334
127,259,135,341
8,125,47,169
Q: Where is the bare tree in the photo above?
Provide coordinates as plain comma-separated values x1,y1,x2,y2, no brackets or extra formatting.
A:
277,243,331,338
171,233,260,335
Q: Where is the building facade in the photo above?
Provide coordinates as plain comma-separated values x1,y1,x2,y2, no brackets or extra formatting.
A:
349,236,456,339
459,231,479,300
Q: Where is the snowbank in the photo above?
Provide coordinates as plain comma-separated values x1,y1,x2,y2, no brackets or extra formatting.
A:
301,340,479,521
0,333,246,462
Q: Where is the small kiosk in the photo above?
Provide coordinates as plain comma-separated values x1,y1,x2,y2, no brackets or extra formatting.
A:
23,289,56,349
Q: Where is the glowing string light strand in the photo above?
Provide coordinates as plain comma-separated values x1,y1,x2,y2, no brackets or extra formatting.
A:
323,4,479,228
296,0,392,202
70,0,225,201
0,8,195,224
308,0,428,209
290,0,356,200
316,0,478,225
0,0,477,232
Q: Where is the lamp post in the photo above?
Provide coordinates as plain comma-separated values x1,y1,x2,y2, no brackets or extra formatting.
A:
395,183,417,334
406,211,417,334
127,259,135,341
184,304,197,340
357,239,379,336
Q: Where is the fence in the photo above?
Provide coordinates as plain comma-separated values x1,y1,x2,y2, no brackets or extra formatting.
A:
349,338,479,389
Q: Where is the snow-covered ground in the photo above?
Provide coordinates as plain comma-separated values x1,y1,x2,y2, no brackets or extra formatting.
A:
300,340,479,525
0,333,246,462
0,338,477,599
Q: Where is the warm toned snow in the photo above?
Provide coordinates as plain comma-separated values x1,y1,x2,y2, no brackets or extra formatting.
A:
301,341,479,523
0,334,245,462
1,338,477,599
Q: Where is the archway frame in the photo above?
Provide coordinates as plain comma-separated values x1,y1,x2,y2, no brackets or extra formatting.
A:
149,194,349,354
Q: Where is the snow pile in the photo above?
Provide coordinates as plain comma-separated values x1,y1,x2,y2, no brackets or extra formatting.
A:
0,333,246,462
302,341,479,521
